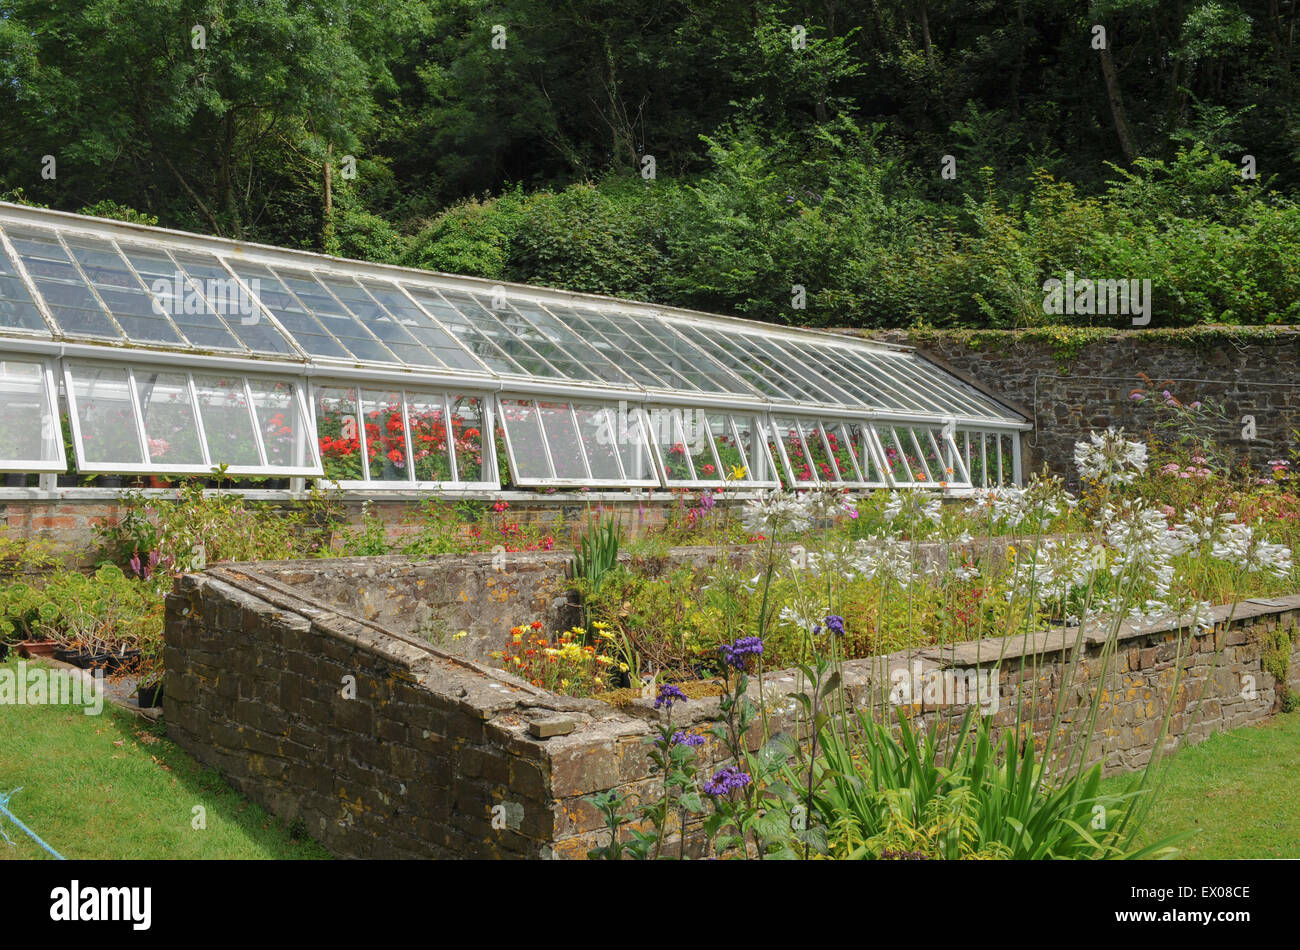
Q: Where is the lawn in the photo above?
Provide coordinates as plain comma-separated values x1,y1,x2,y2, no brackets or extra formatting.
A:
1102,710,1300,860
0,657,329,860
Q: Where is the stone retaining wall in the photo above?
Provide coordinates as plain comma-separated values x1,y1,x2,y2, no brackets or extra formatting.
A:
163,560,1300,859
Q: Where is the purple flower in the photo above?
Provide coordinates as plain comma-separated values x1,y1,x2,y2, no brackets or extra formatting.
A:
703,766,752,796
823,615,846,637
719,636,764,671
654,684,687,710
656,730,706,749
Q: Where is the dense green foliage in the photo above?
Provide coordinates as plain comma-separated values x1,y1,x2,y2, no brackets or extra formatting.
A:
3,1,1298,326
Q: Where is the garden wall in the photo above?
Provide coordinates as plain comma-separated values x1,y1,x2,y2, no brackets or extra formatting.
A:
862,327,1300,481
0,492,686,566
163,557,1300,859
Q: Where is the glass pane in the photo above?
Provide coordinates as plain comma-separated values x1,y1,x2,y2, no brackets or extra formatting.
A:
133,371,204,466
685,409,721,481
574,404,623,480
403,287,523,375
445,291,560,377
824,422,859,482
0,359,60,465
119,245,243,351
69,364,143,465
8,229,121,338
249,378,307,470
704,413,740,480
762,420,788,489
274,271,392,363
647,408,693,482
614,407,656,481
230,263,349,359
194,374,260,467
360,281,486,372
323,278,435,368
500,399,550,480
998,433,1015,485
174,252,292,355
729,414,764,483
404,392,451,482
844,422,883,484
773,417,814,484
449,394,485,482
315,386,364,481
360,390,409,481
536,401,585,479
65,237,182,344
801,420,838,483
0,238,50,332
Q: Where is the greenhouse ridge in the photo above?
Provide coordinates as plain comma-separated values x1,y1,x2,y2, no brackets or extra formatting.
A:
0,202,1027,491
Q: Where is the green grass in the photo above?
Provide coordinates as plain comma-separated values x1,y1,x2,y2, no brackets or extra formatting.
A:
0,657,329,859
1102,710,1300,859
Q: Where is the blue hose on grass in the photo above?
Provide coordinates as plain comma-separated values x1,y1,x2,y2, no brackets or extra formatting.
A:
0,788,65,859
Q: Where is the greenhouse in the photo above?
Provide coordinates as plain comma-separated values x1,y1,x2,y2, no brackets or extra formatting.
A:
0,202,1027,493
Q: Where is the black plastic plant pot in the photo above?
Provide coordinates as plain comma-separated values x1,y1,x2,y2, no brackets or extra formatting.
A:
104,649,143,673
137,682,164,708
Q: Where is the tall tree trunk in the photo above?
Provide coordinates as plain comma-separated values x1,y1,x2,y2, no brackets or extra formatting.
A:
1098,43,1137,162
917,0,935,70
323,142,336,255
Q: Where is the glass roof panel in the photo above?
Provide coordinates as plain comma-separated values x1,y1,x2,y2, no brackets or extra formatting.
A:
616,313,750,394
7,228,122,338
507,298,639,387
357,281,486,372
118,244,245,352
472,294,601,382
439,289,562,377
548,305,685,390
318,276,439,368
0,235,49,333
225,262,347,359
402,286,525,375
64,237,185,345
670,324,791,400
275,269,394,363
171,251,294,356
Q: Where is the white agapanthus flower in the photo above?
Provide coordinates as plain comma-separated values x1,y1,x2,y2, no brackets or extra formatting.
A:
965,486,1026,526
1074,427,1149,486
778,604,826,634
851,536,921,586
742,490,811,536
883,488,943,526
1211,521,1294,579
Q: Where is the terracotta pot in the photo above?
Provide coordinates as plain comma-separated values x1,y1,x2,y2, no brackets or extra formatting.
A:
17,640,58,659
148,476,173,489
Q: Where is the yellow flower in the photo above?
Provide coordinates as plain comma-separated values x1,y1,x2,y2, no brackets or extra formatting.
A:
599,630,616,640
592,620,610,630
618,663,629,673
560,679,570,689
729,465,748,481
1006,544,1017,558
453,630,468,641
